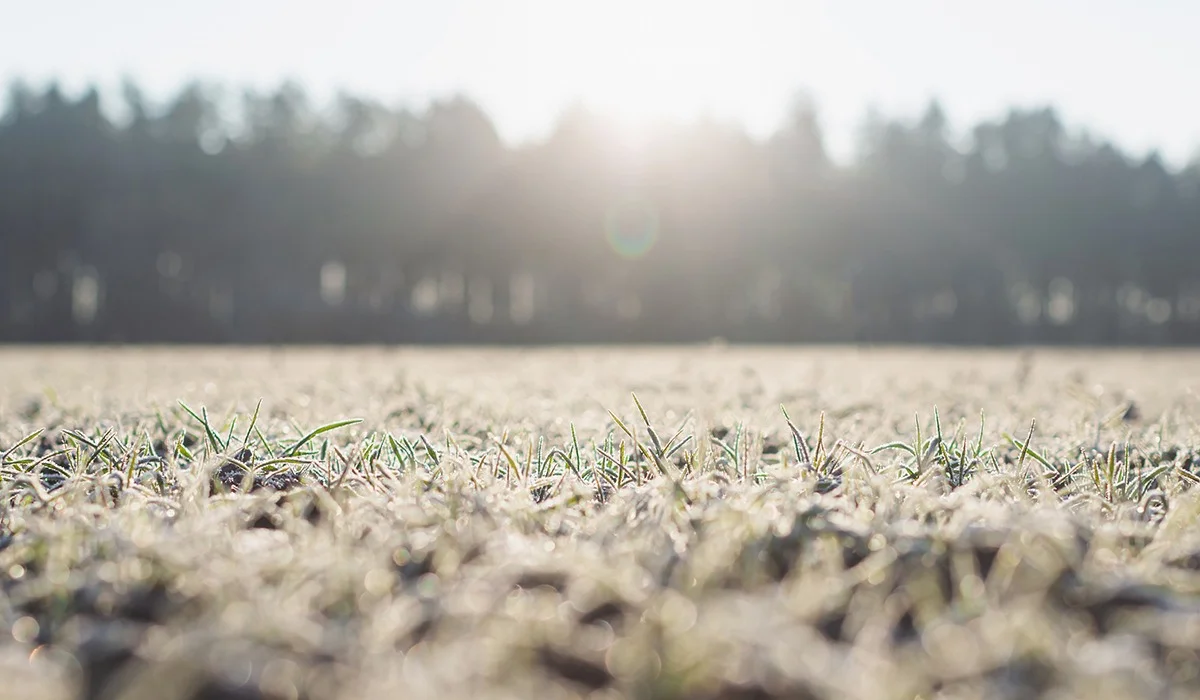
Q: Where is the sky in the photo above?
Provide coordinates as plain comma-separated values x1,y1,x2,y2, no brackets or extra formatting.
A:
3,0,1199,165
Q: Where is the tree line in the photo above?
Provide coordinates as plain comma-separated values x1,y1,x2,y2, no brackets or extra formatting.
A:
2,80,1198,344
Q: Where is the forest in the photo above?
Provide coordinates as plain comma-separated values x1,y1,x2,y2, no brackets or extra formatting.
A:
1,80,1198,344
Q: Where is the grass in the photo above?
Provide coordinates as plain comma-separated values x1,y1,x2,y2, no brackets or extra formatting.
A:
2,346,1200,699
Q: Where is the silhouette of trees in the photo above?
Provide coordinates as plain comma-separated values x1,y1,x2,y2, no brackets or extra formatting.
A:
1,79,1198,344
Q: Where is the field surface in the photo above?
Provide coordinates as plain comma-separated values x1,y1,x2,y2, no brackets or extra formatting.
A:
3,346,1200,700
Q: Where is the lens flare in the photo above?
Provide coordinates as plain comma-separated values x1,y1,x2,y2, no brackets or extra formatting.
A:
605,198,659,259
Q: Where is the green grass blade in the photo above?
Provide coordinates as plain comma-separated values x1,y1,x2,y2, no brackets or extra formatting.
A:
283,419,363,458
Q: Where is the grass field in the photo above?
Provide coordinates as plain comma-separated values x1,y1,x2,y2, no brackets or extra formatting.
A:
3,346,1200,700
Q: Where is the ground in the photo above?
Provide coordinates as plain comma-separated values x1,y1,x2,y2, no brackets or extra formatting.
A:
2,346,1200,700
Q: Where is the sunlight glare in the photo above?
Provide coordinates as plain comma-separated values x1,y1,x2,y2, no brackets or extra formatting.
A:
515,0,823,131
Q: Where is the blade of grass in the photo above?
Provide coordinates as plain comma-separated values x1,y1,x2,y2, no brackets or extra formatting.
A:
2,429,44,465
242,399,263,448
178,402,222,454
283,419,363,458
781,405,811,466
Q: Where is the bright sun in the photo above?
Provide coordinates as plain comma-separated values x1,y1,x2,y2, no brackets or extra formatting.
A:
506,0,816,133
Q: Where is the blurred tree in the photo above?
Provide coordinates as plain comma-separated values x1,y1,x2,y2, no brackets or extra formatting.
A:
0,78,1197,345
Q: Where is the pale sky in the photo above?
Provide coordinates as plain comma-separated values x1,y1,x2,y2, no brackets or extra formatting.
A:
3,0,1199,165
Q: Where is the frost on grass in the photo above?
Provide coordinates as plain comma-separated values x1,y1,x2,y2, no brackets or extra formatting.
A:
2,348,1200,700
